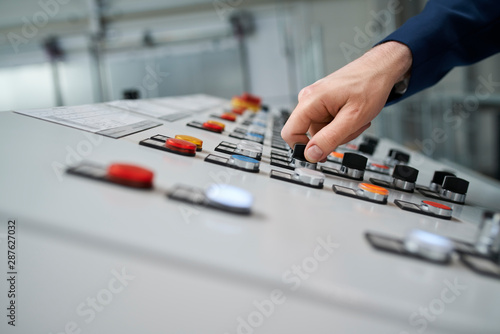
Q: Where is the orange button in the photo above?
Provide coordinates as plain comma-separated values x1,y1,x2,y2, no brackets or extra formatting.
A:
206,120,225,130
202,121,224,133
220,113,237,122
232,107,246,115
359,183,389,196
330,152,344,159
107,163,154,188
165,138,197,155
422,200,451,210
371,163,389,170
175,135,203,150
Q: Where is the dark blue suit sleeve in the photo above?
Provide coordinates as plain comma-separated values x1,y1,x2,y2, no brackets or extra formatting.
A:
378,0,500,104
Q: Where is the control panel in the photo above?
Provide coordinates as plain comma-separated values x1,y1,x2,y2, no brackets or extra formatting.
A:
1,93,500,333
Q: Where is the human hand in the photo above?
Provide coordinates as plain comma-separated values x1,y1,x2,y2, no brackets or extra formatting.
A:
281,41,412,163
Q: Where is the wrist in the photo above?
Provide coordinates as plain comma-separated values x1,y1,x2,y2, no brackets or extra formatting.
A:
363,41,412,86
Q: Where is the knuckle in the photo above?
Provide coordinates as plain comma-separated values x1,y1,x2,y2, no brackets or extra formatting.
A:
298,85,315,100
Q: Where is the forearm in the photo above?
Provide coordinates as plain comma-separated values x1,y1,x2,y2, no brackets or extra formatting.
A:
378,0,500,103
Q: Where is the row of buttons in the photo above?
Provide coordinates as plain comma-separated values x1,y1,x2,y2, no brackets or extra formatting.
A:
366,212,500,280
66,162,254,214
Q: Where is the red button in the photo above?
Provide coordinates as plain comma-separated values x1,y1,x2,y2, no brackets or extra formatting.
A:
220,113,237,121
165,138,197,155
422,200,452,210
202,121,224,133
232,107,246,115
241,92,262,105
107,164,154,188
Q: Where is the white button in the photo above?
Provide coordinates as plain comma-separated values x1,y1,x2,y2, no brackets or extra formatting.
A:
239,140,263,150
235,144,261,158
293,168,325,186
404,230,453,262
205,184,253,212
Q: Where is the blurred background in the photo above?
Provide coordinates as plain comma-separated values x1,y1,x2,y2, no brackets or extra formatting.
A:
0,0,499,180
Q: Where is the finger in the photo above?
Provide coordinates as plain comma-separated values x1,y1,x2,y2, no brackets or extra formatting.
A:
280,99,320,147
308,121,331,139
338,122,371,146
304,108,367,162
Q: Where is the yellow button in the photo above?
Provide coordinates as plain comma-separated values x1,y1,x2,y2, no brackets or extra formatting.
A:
207,120,226,131
175,135,203,150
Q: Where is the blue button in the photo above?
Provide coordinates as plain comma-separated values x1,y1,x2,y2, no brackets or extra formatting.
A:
231,155,259,163
247,133,264,139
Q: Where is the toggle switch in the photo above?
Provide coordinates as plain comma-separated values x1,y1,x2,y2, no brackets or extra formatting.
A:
293,168,325,187
165,138,197,156
404,230,453,263
395,199,452,220
174,135,203,151
392,165,419,192
291,144,317,170
440,176,469,204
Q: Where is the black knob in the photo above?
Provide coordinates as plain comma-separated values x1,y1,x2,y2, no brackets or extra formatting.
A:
342,153,367,170
363,136,379,147
261,105,269,112
358,143,375,155
394,152,410,164
393,165,418,182
431,171,456,185
387,149,410,163
442,176,469,194
292,144,307,161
